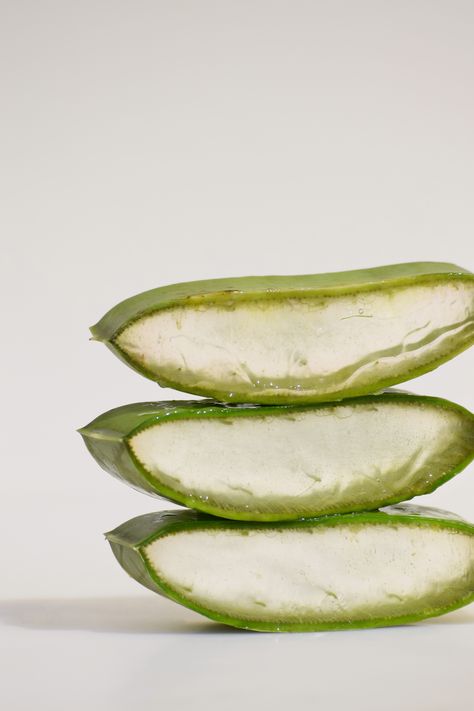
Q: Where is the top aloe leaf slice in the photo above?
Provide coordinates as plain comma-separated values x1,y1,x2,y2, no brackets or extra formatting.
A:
90,262,474,403
79,390,474,521
105,504,474,632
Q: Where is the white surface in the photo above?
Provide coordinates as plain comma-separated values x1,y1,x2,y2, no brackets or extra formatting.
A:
1,1,474,709
1,595,473,711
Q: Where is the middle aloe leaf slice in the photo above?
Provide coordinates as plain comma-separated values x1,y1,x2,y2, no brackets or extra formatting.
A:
80,391,474,521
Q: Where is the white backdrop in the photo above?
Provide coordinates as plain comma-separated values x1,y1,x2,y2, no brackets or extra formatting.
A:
1,2,473,710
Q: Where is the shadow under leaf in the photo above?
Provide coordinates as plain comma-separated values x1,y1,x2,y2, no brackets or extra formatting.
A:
0,596,249,635
0,596,471,636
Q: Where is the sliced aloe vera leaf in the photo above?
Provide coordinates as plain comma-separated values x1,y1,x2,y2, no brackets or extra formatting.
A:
90,262,474,403
79,391,474,521
106,504,474,632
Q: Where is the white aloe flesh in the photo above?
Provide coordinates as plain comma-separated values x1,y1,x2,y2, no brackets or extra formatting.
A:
145,520,474,626
129,399,474,517
116,281,474,401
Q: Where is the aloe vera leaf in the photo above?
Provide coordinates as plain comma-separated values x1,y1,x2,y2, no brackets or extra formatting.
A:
105,504,474,632
90,262,474,403
79,391,474,521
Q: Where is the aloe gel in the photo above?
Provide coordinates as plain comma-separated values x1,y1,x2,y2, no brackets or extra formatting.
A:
80,391,474,521
90,262,474,403
106,504,474,632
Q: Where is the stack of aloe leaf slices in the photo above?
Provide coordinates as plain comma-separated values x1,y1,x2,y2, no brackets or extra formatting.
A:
81,261,474,631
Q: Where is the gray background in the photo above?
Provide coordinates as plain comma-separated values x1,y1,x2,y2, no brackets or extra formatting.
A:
1,2,473,709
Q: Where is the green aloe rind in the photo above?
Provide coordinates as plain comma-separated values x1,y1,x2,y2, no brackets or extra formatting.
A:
90,262,474,403
105,504,474,632
79,391,474,521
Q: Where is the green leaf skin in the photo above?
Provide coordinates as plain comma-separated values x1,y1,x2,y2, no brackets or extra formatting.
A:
79,391,474,521
89,262,474,403
105,504,474,632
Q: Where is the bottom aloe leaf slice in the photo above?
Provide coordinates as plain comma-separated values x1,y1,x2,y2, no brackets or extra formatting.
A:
80,391,474,520
106,504,474,632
